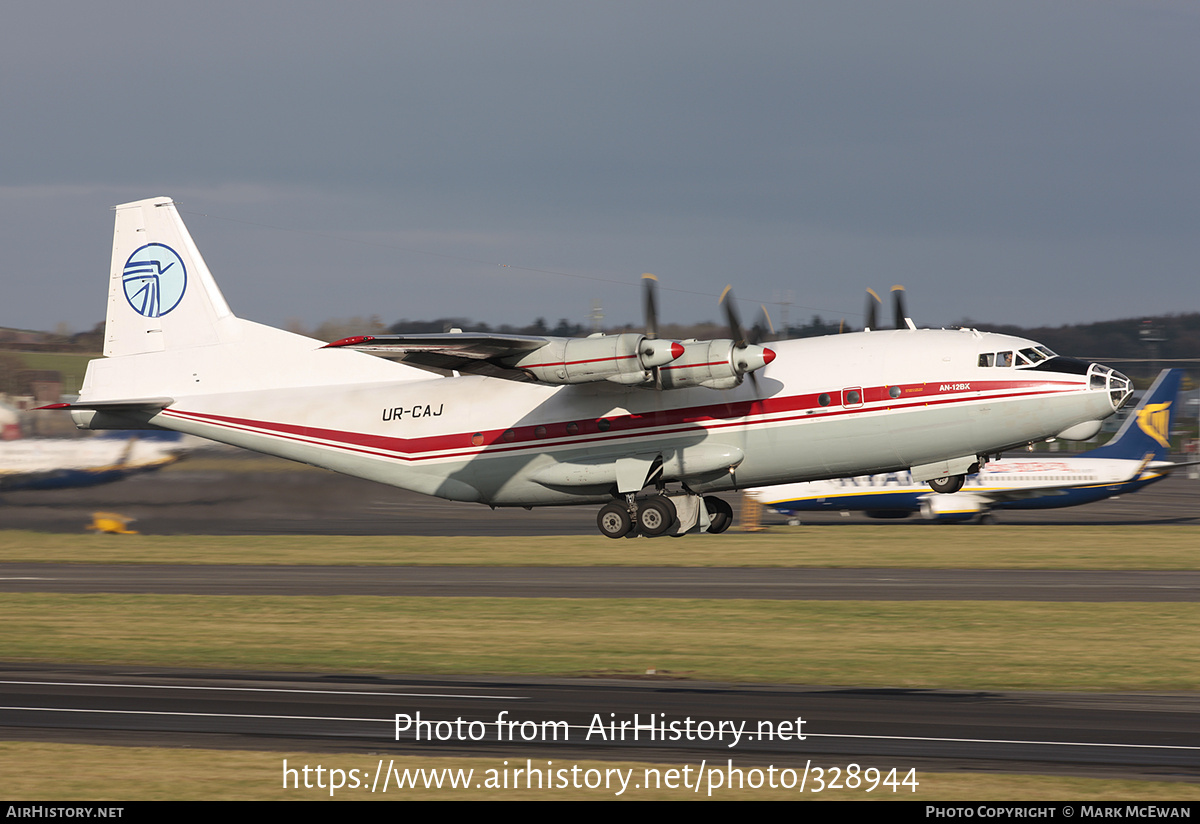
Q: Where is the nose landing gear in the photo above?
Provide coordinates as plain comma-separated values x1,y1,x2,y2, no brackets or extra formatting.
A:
927,474,966,494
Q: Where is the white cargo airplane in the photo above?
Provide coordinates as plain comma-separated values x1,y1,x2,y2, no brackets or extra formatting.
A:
750,369,1191,523
51,197,1132,537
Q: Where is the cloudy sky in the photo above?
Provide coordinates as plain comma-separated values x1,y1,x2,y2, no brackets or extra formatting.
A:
2,1,1197,335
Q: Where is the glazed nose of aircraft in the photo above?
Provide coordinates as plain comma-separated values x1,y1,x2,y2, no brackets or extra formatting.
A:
1090,364,1133,411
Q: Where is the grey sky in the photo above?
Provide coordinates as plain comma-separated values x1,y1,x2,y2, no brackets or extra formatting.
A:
2,1,1197,335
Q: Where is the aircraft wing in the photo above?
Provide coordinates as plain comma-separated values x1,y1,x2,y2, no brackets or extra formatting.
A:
951,486,1072,505
1144,459,1200,476
325,329,769,390
934,454,1188,508
324,333,549,378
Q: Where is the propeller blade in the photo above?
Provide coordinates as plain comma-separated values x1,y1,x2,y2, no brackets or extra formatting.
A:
719,285,776,391
749,304,775,345
642,273,659,340
719,285,747,348
865,288,881,331
891,285,907,329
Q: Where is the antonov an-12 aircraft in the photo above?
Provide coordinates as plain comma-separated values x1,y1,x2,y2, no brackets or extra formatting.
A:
51,197,1133,537
749,369,1190,523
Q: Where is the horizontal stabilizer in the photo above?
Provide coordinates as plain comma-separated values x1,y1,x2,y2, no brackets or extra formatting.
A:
38,397,175,411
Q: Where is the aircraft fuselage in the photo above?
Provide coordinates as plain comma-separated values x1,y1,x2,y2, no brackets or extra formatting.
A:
110,328,1124,507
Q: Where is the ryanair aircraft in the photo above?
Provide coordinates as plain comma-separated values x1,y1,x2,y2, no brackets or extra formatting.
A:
750,370,1191,523
0,431,187,492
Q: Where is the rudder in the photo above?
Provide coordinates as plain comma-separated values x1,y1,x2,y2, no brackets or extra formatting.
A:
105,197,237,357
1085,369,1181,461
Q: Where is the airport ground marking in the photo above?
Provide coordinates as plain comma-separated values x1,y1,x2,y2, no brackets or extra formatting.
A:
3,705,1198,754
0,679,526,700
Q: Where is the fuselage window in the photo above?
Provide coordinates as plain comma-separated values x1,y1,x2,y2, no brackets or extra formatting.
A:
979,353,995,367
996,351,1013,367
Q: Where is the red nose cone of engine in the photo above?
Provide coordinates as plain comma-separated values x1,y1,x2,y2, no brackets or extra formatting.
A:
762,347,776,365
670,341,685,360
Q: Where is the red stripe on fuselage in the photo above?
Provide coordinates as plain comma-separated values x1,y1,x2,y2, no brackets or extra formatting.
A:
158,378,1083,464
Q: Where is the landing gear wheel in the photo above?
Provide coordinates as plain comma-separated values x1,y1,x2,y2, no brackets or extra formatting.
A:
637,497,677,537
597,502,633,539
704,496,733,534
928,474,965,494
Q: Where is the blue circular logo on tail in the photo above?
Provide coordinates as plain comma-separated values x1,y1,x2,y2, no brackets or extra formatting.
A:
122,243,187,317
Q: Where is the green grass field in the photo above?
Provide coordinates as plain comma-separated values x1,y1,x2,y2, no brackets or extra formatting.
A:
2,526,1198,799
3,526,1199,569
1,594,1198,690
13,351,97,394
5,742,1198,800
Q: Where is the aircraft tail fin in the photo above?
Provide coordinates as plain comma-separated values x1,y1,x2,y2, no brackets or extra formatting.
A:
79,197,410,408
105,197,238,357
1083,369,1181,461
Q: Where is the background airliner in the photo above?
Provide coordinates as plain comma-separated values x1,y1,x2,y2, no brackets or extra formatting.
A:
0,431,188,493
749,369,1192,523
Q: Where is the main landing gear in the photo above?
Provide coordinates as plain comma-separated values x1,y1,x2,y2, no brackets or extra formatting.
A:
596,493,733,539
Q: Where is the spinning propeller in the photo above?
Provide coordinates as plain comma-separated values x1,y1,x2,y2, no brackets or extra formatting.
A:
864,285,914,331
719,285,776,390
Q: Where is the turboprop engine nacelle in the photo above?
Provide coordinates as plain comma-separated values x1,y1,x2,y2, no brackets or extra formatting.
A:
513,333,684,386
657,339,776,390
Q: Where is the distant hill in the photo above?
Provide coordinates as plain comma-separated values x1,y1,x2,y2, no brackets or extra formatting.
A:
966,313,1200,364
4,312,1196,369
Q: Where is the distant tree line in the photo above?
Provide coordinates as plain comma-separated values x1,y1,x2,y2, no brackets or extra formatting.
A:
3,313,1198,367
966,314,1200,362
387,317,586,337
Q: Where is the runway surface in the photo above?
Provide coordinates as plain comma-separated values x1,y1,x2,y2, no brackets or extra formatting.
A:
1,664,1198,781
1,456,1197,535
2,457,1198,783
3,564,1200,601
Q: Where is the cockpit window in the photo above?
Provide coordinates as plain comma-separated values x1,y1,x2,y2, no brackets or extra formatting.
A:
1036,346,1056,358
996,351,1013,367
1020,347,1047,364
